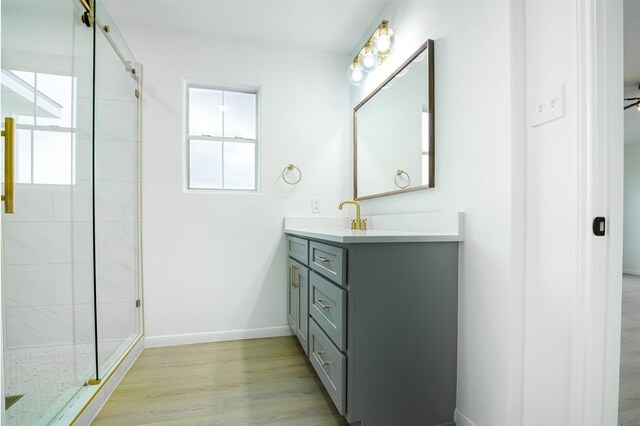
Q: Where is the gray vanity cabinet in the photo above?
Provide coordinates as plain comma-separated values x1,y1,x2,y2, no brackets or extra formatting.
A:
287,257,309,354
287,233,459,426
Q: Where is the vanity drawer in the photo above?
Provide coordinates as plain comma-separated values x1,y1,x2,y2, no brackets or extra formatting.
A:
287,236,309,265
309,241,346,286
310,272,346,351
309,318,346,415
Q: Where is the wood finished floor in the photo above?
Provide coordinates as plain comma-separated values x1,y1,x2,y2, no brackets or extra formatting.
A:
92,336,347,425
620,274,640,426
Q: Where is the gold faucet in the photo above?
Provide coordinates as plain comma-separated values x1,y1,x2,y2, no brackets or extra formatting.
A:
339,200,367,230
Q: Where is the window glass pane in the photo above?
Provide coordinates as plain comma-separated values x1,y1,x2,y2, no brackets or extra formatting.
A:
223,91,256,139
36,73,74,128
16,129,31,183
32,130,73,184
224,142,255,190
12,70,35,86
2,70,36,125
189,139,222,189
189,88,222,137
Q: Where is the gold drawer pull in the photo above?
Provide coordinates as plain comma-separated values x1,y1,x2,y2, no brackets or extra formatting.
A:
314,351,333,366
315,255,330,263
291,265,299,288
314,299,332,310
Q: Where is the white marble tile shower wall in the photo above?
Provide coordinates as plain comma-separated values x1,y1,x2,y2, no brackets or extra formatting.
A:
2,182,95,349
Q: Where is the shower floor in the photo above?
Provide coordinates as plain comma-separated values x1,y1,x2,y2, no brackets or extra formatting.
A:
4,339,132,426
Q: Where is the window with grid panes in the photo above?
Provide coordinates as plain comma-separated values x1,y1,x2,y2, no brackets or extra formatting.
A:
186,85,258,191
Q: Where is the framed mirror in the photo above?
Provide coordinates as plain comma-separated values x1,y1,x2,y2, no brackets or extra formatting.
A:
354,40,434,200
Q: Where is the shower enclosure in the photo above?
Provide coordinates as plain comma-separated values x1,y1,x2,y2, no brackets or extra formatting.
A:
0,0,142,424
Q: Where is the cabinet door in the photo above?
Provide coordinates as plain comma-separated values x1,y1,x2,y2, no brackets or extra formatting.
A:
295,264,309,354
287,236,309,265
287,258,299,334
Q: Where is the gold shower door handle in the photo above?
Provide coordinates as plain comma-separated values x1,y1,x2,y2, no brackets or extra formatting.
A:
1,117,15,214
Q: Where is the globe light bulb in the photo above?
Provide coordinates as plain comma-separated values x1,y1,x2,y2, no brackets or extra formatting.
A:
376,34,391,52
374,21,395,57
348,58,364,85
360,41,379,72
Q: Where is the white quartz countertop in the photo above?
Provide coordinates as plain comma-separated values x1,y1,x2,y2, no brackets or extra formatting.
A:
284,212,464,243
284,228,463,243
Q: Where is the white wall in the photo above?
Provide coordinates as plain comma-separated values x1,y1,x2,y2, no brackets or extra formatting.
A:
116,25,351,345
349,2,526,425
522,2,577,423
624,145,640,274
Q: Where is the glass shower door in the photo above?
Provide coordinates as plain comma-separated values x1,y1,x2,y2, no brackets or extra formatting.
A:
93,0,142,377
1,0,96,424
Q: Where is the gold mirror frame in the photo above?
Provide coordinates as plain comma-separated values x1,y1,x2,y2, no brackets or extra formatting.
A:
353,39,434,200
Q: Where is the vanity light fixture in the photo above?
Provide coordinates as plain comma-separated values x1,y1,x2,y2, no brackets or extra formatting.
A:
348,20,395,85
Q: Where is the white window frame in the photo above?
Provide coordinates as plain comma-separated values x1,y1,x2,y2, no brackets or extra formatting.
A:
6,69,77,185
184,82,260,193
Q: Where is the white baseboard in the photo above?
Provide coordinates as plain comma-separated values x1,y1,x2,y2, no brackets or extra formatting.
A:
144,326,293,348
454,409,477,426
624,268,640,276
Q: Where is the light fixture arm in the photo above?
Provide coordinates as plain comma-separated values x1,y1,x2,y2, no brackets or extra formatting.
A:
623,85,640,110
624,97,640,111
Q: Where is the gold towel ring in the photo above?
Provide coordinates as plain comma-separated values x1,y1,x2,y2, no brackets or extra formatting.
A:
394,169,410,189
282,164,302,185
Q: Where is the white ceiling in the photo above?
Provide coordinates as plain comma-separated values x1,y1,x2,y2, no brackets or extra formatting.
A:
102,0,387,55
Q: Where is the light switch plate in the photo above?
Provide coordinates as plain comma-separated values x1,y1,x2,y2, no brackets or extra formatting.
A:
532,83,565,127
311,198,321,214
